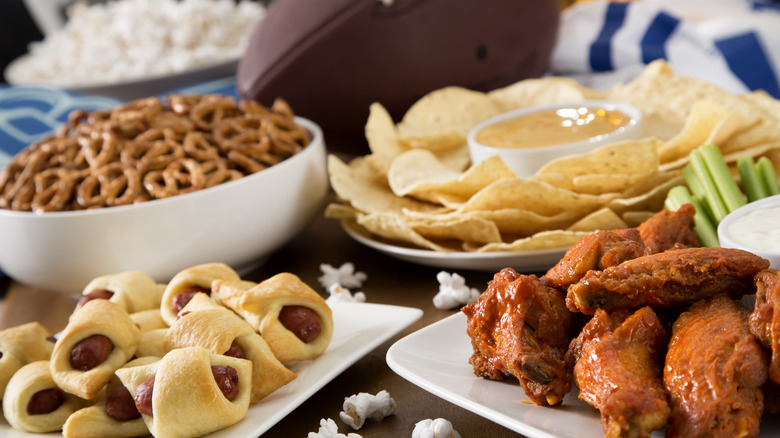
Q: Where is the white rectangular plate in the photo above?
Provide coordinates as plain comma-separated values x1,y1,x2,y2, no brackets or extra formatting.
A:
0,301,423,438
386,312,780,438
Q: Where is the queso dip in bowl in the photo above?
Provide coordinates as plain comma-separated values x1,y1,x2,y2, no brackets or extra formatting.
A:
467,100,643,177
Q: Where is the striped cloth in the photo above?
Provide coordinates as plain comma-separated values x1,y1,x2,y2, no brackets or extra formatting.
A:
549,0,780,95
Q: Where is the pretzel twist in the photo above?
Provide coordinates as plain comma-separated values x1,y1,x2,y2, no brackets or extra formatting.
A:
143,158,205,198
31,168,78,212
201,158,243,188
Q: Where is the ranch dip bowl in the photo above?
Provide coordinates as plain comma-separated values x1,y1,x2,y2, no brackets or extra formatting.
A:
718,193,780,270
467,100,643,177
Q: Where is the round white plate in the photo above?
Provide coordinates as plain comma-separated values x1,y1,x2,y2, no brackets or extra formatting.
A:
5,55,238,101
341,221,569,273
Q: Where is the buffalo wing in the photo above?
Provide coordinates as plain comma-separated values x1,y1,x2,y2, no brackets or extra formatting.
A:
567,307,669,438
566,247,769,314
463,268,572,406
665,295,767,438
749,268,780,384
544,228,644,291
636,203,699,254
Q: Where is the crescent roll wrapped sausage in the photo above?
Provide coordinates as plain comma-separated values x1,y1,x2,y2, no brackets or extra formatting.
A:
115,347,251,438
166,293,296,403
50,299,141,399
0,321,55,399
62,356,159,438
77,271,165,314
213,272,333,361
159,262,241,326
3,361,83,433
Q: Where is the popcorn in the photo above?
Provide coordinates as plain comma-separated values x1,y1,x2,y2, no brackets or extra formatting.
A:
318,262,367,290
412,418,461,438
432,271,481,310
339,390,396,430
326,283,367,304
9,0,265,86
308,418,362,438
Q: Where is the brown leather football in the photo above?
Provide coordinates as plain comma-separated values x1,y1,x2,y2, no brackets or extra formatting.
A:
237,0,561,150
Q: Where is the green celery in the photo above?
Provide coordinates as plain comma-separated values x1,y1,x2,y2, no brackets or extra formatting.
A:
737,156,768,202
699,144,746,212
756,156,780,196
687,149,729,223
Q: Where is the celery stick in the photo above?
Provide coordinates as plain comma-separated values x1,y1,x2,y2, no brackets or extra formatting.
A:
699,144,746,212
688,149,730,223
664,185,719,247
737,156,767,202
682,165,705,199
756,156,780,196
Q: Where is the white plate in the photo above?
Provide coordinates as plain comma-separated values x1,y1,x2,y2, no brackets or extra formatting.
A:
0,301,423,438
342,221,568,273
5,55,238,101
386,312,780,438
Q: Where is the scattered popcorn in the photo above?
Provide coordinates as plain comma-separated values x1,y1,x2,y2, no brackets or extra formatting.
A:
339,390,396,430
412,418,461,438
319,262,367,290
8,0,265,86
432,271,481,310
326,283,367,304
308,418,362,438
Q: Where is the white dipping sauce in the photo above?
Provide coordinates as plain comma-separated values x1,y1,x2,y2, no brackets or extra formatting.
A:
727,205,780,251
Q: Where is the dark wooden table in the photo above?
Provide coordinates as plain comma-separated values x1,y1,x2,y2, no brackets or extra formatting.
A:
0,190,530,437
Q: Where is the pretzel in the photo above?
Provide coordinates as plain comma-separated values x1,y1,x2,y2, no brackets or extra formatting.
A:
31,168,78,212
79,131,119,169
109,97,164,138
76,162,142,209
189,95,240,130
182,131,220,162
212,116,261,151
143,158,205,198
137,139,186,172
201,158,243,188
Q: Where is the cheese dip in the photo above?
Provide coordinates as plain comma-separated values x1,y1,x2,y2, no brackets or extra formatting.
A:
726,205,780,251
475,106,632,149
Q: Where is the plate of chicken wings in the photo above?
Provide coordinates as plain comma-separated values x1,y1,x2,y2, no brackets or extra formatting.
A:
388,205,780,437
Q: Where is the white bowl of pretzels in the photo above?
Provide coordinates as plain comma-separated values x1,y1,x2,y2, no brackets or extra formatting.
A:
0,94,328,294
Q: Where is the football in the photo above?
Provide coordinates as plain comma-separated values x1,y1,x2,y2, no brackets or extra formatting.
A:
236,0,561,150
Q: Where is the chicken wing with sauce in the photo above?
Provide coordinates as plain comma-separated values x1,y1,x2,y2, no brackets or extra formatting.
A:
463,268,572,406
544,203,698,292
566,307,669,438
636,202,699,254
566,247,769,314
544,228,644,291
749,268,780,384
665,295,767,438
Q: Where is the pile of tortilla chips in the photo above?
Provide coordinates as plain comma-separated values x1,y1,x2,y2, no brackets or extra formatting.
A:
325,60,780,253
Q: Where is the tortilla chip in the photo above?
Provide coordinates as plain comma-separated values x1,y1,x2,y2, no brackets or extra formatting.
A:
487,76,602,112
535,138,661,177
459,178,616,217
567,208,628,232
471,230,588,252
327,154,439,215
388,150,515,203
396,86,502,147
